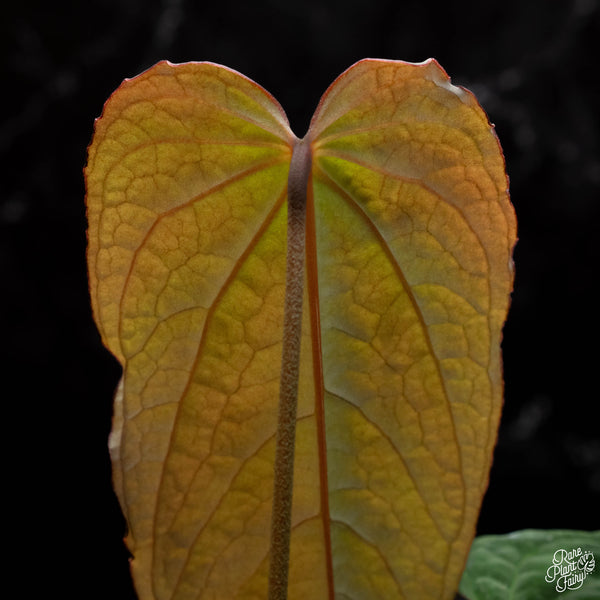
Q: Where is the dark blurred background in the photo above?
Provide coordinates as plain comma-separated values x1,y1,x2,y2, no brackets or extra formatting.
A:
2,0,599,597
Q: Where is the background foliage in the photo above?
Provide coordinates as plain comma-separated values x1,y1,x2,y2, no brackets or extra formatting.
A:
2,0,598,598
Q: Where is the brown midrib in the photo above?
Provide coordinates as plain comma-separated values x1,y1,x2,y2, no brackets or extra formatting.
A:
305,168,335,599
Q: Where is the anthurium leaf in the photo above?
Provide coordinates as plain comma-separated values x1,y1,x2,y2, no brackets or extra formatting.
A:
86,59,516,600
459,530,600,600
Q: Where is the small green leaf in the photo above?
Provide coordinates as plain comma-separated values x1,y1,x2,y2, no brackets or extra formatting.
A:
459,529,600,600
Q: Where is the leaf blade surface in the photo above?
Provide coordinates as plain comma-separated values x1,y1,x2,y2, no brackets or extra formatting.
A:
87,61,297,599
309,58,516,598
459,530,600,600
86,58,516,600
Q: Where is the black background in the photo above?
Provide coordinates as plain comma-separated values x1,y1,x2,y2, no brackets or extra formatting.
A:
2,0,599,598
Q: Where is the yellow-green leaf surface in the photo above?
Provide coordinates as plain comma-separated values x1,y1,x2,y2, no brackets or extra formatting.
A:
86,59,516,600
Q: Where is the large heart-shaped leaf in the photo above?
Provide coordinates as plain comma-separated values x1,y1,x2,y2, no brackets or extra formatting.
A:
86,59,516,599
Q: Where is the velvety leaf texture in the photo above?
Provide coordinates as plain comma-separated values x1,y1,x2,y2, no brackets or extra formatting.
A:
459,530,600,600
86,59,516,600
